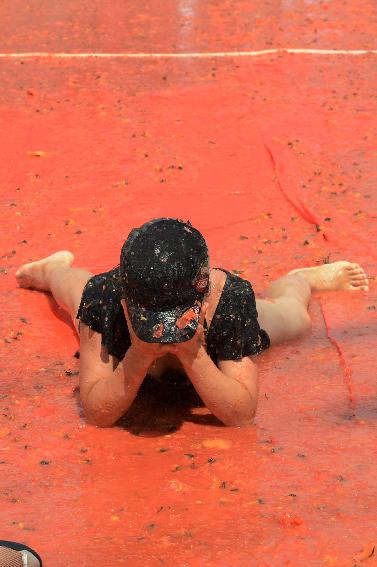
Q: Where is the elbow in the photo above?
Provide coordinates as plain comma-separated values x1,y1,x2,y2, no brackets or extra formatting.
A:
236,417,256,427
84,409,117,428
87,416,116,428
81,400,119,428
221,408,257,427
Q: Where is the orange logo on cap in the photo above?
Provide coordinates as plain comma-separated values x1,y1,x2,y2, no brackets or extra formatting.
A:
176,307,198,330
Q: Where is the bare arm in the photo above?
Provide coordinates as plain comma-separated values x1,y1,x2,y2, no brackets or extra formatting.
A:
168,305,259,426
178,346,258,426
79,323,155,427
79,302,259,428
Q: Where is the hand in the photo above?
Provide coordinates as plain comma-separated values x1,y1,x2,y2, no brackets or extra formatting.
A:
122,301,174,362
122,300,208,364
168,302,208,363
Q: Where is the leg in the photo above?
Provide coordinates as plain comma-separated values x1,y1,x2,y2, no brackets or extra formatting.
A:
257,260,369,346
16,251,93,330
257,274,312,345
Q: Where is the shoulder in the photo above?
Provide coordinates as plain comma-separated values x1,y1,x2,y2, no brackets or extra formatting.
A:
76,267,122,332
206,269,260,361
216,269,257,312
83,267,121,295
79,267,121,306
225,270,255,293
207,269,257,326
77,267,130,361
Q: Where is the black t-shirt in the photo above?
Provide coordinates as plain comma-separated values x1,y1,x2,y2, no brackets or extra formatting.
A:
77,268,270,362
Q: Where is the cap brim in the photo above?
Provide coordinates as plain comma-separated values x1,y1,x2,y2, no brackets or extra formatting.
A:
126,299,203,343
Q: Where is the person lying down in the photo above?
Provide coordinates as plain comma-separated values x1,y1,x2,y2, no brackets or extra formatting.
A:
16,218,369,427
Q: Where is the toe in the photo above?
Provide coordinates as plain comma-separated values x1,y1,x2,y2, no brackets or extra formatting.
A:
15,269,26,280
348,271,365,279
350,279,368,287
350,284,369,291
351,268,366,276
346,263,361,271
350,274,368,282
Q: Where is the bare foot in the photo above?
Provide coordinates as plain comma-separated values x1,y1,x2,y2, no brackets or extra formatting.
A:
16,251,74,291
289,261,369,292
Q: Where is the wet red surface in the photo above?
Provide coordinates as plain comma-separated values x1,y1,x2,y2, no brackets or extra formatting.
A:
1,0,377,51
1,3,377,566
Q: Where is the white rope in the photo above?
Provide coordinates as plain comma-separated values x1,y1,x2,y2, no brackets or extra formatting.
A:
0,48,376,59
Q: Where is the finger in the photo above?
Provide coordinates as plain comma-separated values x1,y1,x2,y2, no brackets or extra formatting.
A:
198,325,206,344
197,325,206,347
152,343,171,357
199,301,209,327
196,304,207,346
161,342,176,355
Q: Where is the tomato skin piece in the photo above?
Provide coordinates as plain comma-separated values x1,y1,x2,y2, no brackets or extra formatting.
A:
152,323,164,338
280,512,304,527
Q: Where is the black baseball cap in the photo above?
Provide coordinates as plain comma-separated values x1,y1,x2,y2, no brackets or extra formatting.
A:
119,218,210,343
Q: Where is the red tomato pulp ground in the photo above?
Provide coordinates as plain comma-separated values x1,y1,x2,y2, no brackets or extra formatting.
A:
0,2,377,565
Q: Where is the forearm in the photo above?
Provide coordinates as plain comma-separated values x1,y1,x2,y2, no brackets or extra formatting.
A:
180,347,258,426
82,346,152,427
